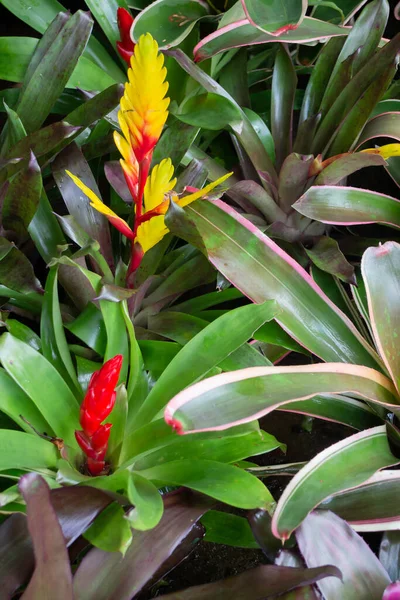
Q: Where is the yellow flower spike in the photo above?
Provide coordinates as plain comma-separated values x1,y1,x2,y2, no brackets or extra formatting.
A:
113,130,139,200
65,170,134,240
120,33,169,163
143,158,177,212
361,143,400,159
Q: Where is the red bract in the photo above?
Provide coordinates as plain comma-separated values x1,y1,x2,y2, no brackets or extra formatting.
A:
117,7,135,65
75,355,123,476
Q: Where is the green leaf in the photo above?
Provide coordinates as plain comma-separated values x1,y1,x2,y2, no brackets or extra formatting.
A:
294,186,400,229
3,152,42,243
272,425,398,540
271,45,297,169
133,301,279,427
193,18,348,62
0,333,79,446
84,0,128,51
41,266,81,398
15,11,93,133
84,503,132,555
139,459,274,510
132,0,208,48
176,93,242,131
314,153,386,185
175,199,380,366
3,319,41,352
1,0,124,82
362,242,400,393
66,303,107,355
242,0,307,34
125,473,163,531
0,101,27,155
164,363,398,435
0,368,51,434
107,384,128,464
201,510,259,548
0,431,58,471
242,108,275,164
0,238,42,294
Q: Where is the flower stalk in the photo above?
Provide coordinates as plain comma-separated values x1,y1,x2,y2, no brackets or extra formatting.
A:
75,355,123,476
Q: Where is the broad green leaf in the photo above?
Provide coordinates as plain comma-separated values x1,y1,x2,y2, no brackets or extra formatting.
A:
242,108,275,164
201,510,259,548
1,0,124,81
358,112,400,147
362,242,400,393
3,319,41,352
133,429,283,470
320,470,400,531
66,303,107,355
16,11,93,133
125,473,163,531
169,287,243,313
294,186,400,229
271,46,297,169
84,502,132,555
272,426,398,540
84,0,129,51
0,333,79,446
139,459,274,509
138,340,181,380
192,18,347,62
173,199,380,366
176,93,242,131
242,0,307,34
3,152,42,243
314,153,386,185
133,301,278,427
132,0,208,48
0,368,52,434
0,101,27,155
41,266,81,397
0,431,58,471
297,511,390,600
0,37,117,92
164,363,397,434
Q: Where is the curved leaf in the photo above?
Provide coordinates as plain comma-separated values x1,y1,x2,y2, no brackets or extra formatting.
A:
272,426,398,540
174,199,380,366
0,333,79,446
164,363,398,434
242,0,307,35
271,46,297,170
362,242,400,393
0,430,58,471
193,18,347,62
358,111,400,146
132,0,208,48
294,186,400,229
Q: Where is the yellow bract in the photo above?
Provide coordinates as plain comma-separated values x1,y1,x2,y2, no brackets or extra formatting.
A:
119,33,169,162
143,158,177,211
361,143,400,159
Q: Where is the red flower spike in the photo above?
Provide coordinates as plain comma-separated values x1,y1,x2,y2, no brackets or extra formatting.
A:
117,8,135,65
75,355,123,476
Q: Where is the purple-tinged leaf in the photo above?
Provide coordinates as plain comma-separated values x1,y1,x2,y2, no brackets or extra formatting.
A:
19,474,74,600
278,153,313,212
381,531,400,581
242,0,307,35
104,161,132,203
296,511,390,599
3,151,42,243
6,122,80,163
358,112,400,146
175,200,380,366
193,18,347,62
320,470,400,532
0,237,42,294
52,143,114,269
294,186,400,229
305,237,356,284
248,509,282,561
314,153,386,185
0,513,33,598
73,493,211,600
51,485,111,546
272,426,398,541
362,241,400,393
384,583,400,600
164,365,397,435
160,563,340,599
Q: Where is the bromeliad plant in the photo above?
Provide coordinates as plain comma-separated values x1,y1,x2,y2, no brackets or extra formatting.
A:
66,32,231,284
